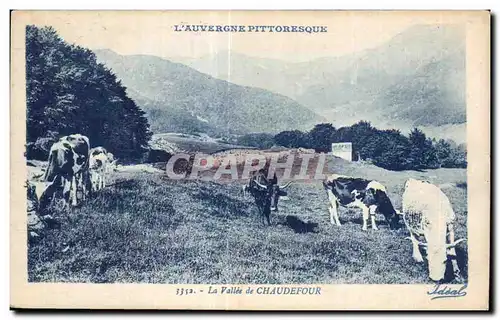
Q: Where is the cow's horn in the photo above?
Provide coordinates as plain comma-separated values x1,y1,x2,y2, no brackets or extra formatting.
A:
447,238,467,248
404,236,427,247
279,181,292,189
253,180,268,189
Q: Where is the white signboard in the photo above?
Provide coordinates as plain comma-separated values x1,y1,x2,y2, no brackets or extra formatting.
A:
331,142,353,161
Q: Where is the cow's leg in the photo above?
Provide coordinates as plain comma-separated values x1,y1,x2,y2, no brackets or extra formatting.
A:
258,207,266,226
409,231,424,263
333,202,341,226
91,173,97,193
361,205,369,231
70,175,78,206
62,176,72,210
327,190,341,226
79,174,86,201
266,211,271,226
328,203,341,226
369,205,378,230
447,223,462,279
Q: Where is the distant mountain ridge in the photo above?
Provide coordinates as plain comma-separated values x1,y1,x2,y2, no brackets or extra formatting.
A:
170,24,466,142
94,49,325,136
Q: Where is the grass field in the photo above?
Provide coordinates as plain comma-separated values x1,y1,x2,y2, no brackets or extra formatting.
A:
28,156,468,284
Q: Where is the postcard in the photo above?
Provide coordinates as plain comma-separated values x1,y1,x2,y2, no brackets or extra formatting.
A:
10,10,490,310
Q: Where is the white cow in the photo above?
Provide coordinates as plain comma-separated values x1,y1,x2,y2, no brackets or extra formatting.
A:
89,147,109,192
106,152,117,173
401,178,466,282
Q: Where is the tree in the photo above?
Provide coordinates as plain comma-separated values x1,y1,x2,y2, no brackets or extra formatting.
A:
307,123,336,152
274,130,307,148
407,128,438,170
371,129,411,170
26,25,152,161
345,121,377,160
237,133,275,149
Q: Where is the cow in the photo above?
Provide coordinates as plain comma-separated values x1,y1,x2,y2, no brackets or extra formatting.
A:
322,174,400,231
43,134,91,207
106,152,117,173
26,181,57,239
89,147,109,192
246,168,292,226
401,178,466,282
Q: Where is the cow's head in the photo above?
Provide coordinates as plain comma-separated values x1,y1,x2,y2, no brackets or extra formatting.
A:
252,180,292,212
387,209,401,230
409,235,466,282
368,187,401,230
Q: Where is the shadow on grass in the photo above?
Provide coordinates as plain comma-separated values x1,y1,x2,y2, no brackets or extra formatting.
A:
283,215,319,234
443,245,469,284
456,181,467,189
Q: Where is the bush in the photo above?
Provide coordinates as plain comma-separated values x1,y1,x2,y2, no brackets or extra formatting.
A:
236,133,275,149
273,121,467,171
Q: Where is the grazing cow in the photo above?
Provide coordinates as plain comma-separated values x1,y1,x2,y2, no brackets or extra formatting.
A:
246,168,292,225
89,147,109,192
43,134,91,207
401,178,466,282
322,174,400,230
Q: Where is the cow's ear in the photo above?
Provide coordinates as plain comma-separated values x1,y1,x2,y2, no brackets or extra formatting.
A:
279,190,288,197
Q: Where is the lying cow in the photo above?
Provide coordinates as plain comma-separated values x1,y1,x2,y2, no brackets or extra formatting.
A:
246,169,291,226
401,178,466,282
26,181,56,240
90,147,109,192
322,174,400,230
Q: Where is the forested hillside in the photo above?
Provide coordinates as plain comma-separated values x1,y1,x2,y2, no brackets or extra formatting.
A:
26,26,152,161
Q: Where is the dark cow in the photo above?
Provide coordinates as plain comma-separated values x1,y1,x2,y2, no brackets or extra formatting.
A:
246,168,292,226
322,174,400,230
43,134,91,208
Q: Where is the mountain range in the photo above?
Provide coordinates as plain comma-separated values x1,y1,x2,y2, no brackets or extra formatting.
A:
96,23,466,143
94,50,325,137
169,24,466,143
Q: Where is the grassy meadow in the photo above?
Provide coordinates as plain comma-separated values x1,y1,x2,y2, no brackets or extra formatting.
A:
27,154,468,284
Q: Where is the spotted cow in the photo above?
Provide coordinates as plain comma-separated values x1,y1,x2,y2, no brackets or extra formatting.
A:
43,134,91,208
322,174,400,230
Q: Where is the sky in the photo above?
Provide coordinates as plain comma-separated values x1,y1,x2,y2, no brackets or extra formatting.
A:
14,10,472,62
